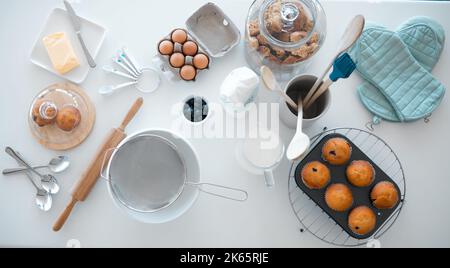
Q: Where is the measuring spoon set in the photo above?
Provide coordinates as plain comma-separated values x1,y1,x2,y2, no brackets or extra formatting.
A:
100,47,160,96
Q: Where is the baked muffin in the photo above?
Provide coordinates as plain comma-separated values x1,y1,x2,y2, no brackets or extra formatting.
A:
322,138,352,165
348,206,377,236
371,181,399,209
346,161,375,187
301,161,331,190
56,106,81,132
325,184,354,212
32,99,57,127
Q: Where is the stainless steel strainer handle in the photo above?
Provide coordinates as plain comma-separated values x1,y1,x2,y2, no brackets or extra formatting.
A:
186,182,248,202
100,147,119,181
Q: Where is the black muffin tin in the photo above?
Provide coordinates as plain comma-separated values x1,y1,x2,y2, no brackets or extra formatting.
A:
294,133,401,240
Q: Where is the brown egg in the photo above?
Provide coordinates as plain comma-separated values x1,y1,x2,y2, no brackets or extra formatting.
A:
169,53,185,68
158,40,174,55
180,65,197,81
171,29,188,44
193,53,210,70
182,41,198,56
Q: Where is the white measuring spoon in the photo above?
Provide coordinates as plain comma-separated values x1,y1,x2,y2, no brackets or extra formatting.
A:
99,81,138,96
117,51,142,77
121,47,142,75
103,65,138,80
286,97,310,161
303,15,365,106
112,57,139,79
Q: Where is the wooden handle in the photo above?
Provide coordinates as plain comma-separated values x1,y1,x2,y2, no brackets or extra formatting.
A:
53,129,125,231
119,97,143,131
73,97,144,201
303,60,334,106
304,79,333,110
53,198,78,232
72,129,126,201
52,98,144,231
281,91,298,110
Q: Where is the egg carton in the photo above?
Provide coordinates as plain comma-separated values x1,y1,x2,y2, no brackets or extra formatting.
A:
153,2,240,82
154,30,210,82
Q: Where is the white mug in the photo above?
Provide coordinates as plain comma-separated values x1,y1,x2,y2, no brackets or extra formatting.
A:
279,74,331,129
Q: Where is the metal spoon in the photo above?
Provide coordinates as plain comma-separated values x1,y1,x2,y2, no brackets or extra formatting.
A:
16,152,52,211
303,15,365,106
3,156,70,175
5,147,60,195
261,66,298,110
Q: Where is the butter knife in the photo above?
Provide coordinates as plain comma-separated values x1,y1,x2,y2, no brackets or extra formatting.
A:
63,0,96,68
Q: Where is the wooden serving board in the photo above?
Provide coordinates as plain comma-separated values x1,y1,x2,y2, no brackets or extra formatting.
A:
29,82,96,151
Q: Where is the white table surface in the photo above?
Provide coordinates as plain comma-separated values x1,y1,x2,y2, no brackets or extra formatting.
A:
1,0,449,248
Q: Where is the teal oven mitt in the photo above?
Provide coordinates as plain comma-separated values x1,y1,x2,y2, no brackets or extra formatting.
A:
349,17,446,123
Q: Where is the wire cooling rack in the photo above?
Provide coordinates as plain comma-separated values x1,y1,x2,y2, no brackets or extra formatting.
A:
288,128,406,247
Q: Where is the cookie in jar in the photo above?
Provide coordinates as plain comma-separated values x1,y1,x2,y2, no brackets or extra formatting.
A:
245,0,326,76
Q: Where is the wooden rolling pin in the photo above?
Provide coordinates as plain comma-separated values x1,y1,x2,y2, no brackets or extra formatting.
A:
53,98,144,232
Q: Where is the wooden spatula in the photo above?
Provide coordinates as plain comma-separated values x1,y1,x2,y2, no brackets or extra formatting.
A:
53,97,144,232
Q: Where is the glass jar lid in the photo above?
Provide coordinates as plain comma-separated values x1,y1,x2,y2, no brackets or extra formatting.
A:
259,0,318,48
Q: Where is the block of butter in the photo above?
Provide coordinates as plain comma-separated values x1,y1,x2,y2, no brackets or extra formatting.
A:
42,32,80,75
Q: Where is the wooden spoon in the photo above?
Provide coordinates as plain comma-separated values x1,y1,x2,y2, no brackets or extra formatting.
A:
261,66,298,110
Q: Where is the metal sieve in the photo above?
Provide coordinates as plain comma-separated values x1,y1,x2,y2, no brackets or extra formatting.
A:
102,133,248,213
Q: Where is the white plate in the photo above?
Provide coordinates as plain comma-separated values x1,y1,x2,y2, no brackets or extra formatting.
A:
30,8,106,84
106,129,201,224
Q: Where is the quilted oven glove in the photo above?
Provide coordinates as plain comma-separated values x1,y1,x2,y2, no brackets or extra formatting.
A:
349,17,446,124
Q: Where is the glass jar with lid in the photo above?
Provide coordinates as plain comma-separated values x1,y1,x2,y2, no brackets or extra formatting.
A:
245,0,327,81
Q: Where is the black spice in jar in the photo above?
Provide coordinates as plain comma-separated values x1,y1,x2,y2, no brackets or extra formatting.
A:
183,97,209,123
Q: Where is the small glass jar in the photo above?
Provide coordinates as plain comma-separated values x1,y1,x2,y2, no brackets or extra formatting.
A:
245,0,327,81
183,96,210,123
39,101,58,121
